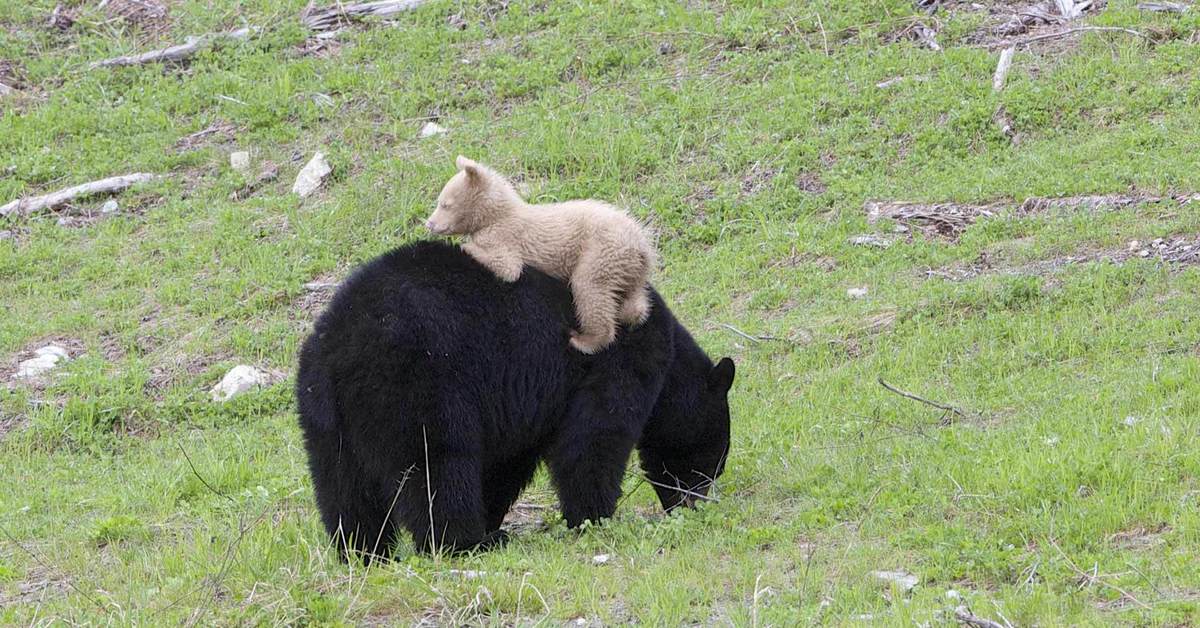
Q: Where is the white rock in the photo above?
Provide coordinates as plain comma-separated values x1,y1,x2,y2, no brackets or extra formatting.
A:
447,569,486,579
946,589,961,600
210,365,269,402
1138,249,1150,258
1128,240,1140,251
1044,436,1060,446
592,554,610,565
56,217,73,227
100,199,119,214
0,230,12,240
871,570,918,592
292,152,332,198
847,287,869,299
419,122,448,138
230,151,251,174
15,345,70,379
1122,415,1140,427
849,234,892,248
1153,238,1165,247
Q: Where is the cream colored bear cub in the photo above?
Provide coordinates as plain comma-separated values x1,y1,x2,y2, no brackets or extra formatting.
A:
426,156,657,354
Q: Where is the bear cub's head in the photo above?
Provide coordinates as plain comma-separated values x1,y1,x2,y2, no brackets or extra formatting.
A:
426,156,521,236
640,356,736,512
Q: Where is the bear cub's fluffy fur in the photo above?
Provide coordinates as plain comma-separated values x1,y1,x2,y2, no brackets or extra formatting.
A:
425,156,657,354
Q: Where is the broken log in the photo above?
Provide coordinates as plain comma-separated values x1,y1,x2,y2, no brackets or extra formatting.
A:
992,47,1015,92
302,0,431,32
89,27,255,69
954,606,1005,628
0,173,157,217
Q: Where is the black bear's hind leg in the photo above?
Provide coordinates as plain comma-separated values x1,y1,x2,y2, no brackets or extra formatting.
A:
396,451,491,554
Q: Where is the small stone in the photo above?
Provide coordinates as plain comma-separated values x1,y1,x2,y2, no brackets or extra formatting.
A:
419,121,448,138
56,217,73,227
100,199,119,214
658,42,675,55
210,365,269,402
1128,240,1140,251
292,152,332,198
1153,238,1165,247
592,554,610,565
1044,436,1059,446
1138,249,1150,258
847,287,869,299
230,151,251,174
447,13,468,29
0,230,12,240
946,589,961,600
1123,415,1140,427
892,224,909,233
15,345,70,379
871,570,918,592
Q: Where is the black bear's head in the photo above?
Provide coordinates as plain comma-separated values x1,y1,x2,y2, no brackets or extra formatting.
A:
639,357,735,512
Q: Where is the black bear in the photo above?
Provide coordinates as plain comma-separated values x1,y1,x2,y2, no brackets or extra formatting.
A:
296,241,735,561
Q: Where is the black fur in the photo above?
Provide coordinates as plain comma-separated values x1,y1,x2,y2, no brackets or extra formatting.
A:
296,241,734,561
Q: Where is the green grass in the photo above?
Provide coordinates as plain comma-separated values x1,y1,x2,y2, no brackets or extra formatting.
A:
2,0,1200,624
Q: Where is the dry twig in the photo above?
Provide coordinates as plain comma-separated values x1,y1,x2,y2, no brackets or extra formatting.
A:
90,27,255,69
878,377,969,423
1048,537,1152,611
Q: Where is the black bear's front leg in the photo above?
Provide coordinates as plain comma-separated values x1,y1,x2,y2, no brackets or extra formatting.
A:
545,394,640,527
482,454,540,533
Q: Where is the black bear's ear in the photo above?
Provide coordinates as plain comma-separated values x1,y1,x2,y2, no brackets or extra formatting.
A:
708,357,735,392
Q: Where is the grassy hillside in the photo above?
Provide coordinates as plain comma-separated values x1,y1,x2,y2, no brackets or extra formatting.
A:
2,0,1199,624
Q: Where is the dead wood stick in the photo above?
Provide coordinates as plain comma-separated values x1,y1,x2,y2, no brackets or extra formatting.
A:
992,47,1015,92
878,377,969,421
302,0,431,32
954,606,1005,628
89,27,254,69
0,173,157,217
994,26,1149,49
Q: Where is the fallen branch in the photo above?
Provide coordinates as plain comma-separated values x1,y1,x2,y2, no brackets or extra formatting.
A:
89,27,255,69
302,0,431,32
954,606,1005,628
992,47,1015,92
878,377,969,423
1,173,158,217
992,26,1149,49
1137,1,1189,11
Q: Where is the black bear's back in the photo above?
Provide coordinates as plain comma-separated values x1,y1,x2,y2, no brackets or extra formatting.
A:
300,241,582,453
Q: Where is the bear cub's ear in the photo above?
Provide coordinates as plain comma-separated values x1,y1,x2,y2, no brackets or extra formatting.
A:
456,155,478,171
708,357,735,392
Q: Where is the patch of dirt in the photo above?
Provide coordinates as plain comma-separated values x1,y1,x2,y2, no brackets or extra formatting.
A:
0,59,25,90
0,566,71,607
295,33,344,58
867,193,1200,239
144,352,230,399
293,272,343,324
0,411,29,441
881,17,943,51
174,120,237,152
928,234,1200,281
1107,522,1170,550
945,0,1106,48
502,501,548,535
796,172,827,194
740,163,779,196
104,0,172,36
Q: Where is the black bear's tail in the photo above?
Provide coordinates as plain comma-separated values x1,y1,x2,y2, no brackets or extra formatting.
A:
296,337,338,432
